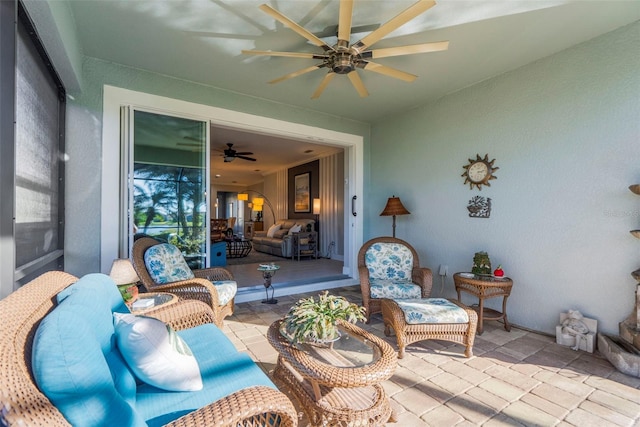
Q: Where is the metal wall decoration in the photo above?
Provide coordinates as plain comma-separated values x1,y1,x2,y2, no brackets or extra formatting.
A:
467,196,491,218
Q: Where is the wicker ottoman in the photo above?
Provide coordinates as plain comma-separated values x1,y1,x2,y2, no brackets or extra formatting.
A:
381,298,478,358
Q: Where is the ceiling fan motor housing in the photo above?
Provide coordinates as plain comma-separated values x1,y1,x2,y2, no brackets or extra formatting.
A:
327,44,359,74
330,51,356,74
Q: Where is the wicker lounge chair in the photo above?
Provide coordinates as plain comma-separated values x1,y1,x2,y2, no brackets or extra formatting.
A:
132,236,236,326
357,236,433,323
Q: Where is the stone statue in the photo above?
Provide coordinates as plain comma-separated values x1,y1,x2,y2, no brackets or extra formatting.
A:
561,310,590,351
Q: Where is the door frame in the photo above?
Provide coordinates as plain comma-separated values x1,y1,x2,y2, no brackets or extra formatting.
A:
101,85,363,281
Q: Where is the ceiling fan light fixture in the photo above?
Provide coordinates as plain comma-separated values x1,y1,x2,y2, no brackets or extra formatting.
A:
224,156,236,162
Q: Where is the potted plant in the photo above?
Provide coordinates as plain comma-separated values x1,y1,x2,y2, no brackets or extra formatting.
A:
282,291,366,344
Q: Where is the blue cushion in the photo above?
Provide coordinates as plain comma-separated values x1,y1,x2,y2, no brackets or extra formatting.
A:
32,299,145,427
144,243,195,284
395,298,470,324
365,242,414,281
57,273,130,314
370,279,422,299
212,280,237,306
135,323,277,427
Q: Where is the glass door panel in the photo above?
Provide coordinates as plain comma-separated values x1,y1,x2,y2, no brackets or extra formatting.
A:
131,110,208,269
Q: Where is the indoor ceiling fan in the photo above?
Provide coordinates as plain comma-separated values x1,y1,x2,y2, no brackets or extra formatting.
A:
242,0,448,99
222,143,256,162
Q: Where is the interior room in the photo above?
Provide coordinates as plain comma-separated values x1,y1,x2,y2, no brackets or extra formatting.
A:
1,1,639,426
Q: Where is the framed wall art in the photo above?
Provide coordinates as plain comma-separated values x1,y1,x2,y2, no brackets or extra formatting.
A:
294,172,310,213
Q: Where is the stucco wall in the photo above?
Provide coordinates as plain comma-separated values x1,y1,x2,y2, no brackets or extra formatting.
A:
368,22,640,335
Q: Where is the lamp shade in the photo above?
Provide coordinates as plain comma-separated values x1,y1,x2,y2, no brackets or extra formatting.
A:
252,197,264,206
313,198,321,215
253,204,263,212
109,259,140,285
380,196,410,216
237,193,249,201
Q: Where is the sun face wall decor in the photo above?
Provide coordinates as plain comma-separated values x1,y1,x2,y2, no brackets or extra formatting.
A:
462,154,499,190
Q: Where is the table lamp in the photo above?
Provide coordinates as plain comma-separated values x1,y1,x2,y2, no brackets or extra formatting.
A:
380,195,410,238
109,258,140,303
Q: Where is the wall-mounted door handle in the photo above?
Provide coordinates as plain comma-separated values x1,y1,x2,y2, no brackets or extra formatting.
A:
352,195,357,217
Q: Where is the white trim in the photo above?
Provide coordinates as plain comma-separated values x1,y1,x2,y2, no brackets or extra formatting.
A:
101,86,364,284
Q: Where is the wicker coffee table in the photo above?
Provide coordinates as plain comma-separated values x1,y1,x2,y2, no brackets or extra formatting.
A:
267,319,397,427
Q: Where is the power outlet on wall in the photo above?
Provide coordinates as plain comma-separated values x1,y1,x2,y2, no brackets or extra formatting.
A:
438,265,448,277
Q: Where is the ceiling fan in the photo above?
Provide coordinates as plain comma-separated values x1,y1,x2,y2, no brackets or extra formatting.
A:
242,0,448,99
222,143,256,162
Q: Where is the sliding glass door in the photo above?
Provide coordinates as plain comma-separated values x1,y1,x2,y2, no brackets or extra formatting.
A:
130,110,209,268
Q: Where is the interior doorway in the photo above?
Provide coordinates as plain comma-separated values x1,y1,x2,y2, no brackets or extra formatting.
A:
209,125,347,289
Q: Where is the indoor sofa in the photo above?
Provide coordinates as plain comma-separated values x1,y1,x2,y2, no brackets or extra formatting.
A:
0,271,297,427
251,218,315,258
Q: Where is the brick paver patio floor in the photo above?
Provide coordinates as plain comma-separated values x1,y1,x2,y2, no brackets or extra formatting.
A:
221,285,640,426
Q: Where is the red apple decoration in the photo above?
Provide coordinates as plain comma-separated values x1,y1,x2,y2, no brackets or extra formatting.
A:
493,265,504,277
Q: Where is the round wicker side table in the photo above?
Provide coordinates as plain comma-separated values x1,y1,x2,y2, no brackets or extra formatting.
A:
267,319,397,427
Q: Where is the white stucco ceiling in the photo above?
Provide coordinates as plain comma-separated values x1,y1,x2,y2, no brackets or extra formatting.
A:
67,0,640,123
59,0,640,186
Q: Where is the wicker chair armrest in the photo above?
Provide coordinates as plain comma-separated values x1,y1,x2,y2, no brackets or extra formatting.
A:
144,300,217,331
412,267,433,297
145,279,222,325
193,268,234,282
357,265,371,286
164,386,298,427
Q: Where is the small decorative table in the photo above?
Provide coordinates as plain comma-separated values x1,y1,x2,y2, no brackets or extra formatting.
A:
268,319,397,426
257,264,279,304
453,272,513,335
130,292,178,314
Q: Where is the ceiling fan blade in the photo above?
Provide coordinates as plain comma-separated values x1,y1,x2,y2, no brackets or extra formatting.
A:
315,23,380,38
353,0,436,51
236,155,257,162
337,0,354,45
362,41,449,59
311,73,336,99
241,50,327,60
234,151,254,155
359,61,417,82
269,64,325,84
347,72,369,98
259,4,334,51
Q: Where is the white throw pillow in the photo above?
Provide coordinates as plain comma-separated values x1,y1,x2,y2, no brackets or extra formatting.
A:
287,224,302,235
266,224,281,238
113,313,203,392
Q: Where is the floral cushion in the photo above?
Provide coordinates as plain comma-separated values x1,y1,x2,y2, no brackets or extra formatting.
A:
365,243,413,281
212,280,237,306
370,279,421,299
395,298,469,324
144,244,195,284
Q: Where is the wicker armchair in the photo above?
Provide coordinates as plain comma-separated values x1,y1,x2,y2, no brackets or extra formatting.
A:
132,237,235,326
0,271,298,427
357,236,433,323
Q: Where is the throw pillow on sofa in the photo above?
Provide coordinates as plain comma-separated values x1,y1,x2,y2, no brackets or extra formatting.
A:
266,223,281,238
287,224,302,235
113,313,203,392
